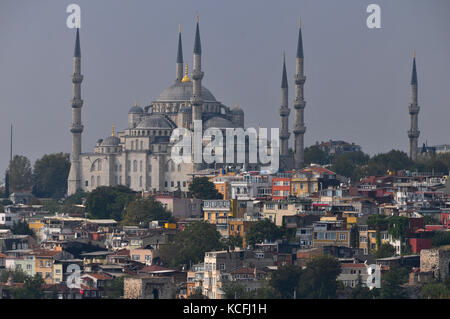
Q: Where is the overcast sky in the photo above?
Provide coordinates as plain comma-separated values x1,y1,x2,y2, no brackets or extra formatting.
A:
0,0,449,174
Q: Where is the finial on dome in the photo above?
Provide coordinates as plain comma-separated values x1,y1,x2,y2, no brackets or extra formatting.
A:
182,63,191,82
196,12,199,23
179,24,181,33
234,104,239,109
413,49,416,58
112,124,115,137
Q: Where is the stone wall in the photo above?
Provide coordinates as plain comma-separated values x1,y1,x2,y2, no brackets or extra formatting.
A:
420,246,450,280
124,277,176,299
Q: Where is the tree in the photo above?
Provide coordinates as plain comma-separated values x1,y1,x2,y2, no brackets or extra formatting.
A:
188,287,208,299
297,255,341,299
8,155,33,192
32,153,70,198
350,225,359,249
159,221,223,268
0,268,28,283
331,151,369,180
11,220,36,238
431,231,450,248
10,274,45,299
221,235,243,250
387,216,409,241
222,282,256,299
376,243,396,259
379,266,409,299
104,276,125,299
189,177,223,199
121,197,173,226
269,264,303,299
421,280,450,299
86,186,135,221
304,146,329,165
4,171,10,197
350,274,375,299
246,219,283,246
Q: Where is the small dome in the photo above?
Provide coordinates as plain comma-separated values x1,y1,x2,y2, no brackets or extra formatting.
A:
129,104,144,114
101,136,120,146
157,82,217,102
136,115,172,129
204,116,235,129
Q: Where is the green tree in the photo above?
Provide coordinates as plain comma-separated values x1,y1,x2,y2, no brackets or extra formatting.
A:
86,185,135,221
379,266,409,299
11,220,36,238
350,274,375,299
121,197,173,226
304,146,329,165
431,231,450,248
0,268,28,283
269,264,303,299
188,287,208,299
104,276,125,299
222,281,256,299
4,171,10,197
297,255,341,299
366,150,413,175
350,225,359,249
376,243,396,259
421,280,450,299
189,177,223,199
159,221,223,268
246,219,283,246
10,274,45,299
387,216,409,241
331,151,369,180
32,153,70,199
8,155,33,192
221,235,243,250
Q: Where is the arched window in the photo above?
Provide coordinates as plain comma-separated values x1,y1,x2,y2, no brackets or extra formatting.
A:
91,176,94,186
97,159,102,171
133,160,137,172
136,139,139,149
127,161,131,171
119,176,122,185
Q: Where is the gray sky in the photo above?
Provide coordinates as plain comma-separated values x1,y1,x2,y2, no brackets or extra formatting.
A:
0,0,449,174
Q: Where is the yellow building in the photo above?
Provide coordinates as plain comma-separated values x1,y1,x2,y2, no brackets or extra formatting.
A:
228,220,253,248
290,175,319,198
33,250,61,284
312,222,351,248
203,200,236,224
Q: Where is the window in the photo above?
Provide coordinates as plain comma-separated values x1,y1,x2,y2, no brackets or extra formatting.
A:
132,255,140,261
140,141,143,150
97,160,102,171
219,264,225,270
139,176,143,188
140,160,143,172
133,160,137,172
97,176,101,186
91,176,95,187
131,141,134,150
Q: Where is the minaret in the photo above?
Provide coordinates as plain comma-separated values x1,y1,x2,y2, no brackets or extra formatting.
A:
280,52,290,157
191,13,204,124
408,50,420,161
68,28,84,195
176,24,184,82
293,19,306,169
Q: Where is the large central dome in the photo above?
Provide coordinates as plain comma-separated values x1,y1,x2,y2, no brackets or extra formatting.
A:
156,81,217,102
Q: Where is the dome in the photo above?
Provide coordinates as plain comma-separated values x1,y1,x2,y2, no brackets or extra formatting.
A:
136,115,173,129
101,136,120,146
129,104,144,114
156,81,217,103
204,116,235,129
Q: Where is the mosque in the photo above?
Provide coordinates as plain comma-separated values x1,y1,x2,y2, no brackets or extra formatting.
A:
67,18,307,196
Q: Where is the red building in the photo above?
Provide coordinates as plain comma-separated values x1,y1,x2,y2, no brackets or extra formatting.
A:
272,177,291,200
409,237,432,254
